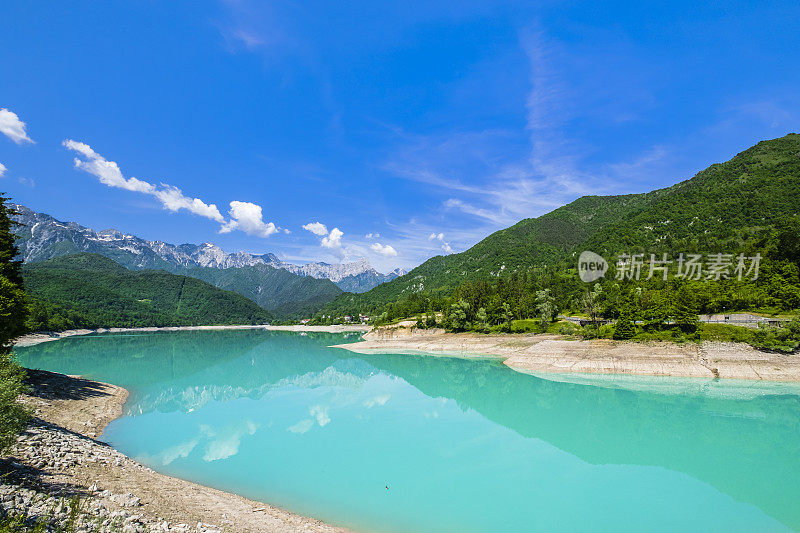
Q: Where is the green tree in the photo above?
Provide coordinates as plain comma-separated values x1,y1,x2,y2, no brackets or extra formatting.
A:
475,307,488,332
499,302,514,332
448,299,471,332
581,284,603,326
613,314,636,339
0,195,30,452
424,308,437,328
673,284,700,333
535,289,556,332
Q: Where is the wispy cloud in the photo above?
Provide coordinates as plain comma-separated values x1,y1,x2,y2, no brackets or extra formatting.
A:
0,163,6,177
382,27,674,241
0,108,34,144
217,1,291,56
605,145,669,183
231,29,267,50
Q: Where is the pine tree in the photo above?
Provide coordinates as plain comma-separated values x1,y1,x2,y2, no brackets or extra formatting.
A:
673,284,700,333
0,194,30,452
613,315,636,339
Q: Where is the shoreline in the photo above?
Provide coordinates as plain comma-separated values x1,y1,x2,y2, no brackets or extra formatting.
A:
333,327,800,382
17,322,800,381
7,326,800,530
13,324,372,348
2,368,348,533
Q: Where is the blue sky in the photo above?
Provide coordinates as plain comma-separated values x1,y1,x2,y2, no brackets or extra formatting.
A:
1,0,799,272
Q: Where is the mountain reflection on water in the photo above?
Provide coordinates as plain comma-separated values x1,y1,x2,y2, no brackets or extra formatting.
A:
15,330,800,533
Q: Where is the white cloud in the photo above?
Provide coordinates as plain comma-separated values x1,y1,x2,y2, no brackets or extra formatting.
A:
154,185,225,221
302,221,328,236
18,177,35,187
64,140,154,193
424,230,453,253
0,163,6,177
321,227,343,249
370,242,398,257
63,140,225,222
220,200,278,237
365,233,380,239
0,108,34,144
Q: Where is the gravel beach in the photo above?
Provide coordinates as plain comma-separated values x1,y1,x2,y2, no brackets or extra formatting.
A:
1,369,348,533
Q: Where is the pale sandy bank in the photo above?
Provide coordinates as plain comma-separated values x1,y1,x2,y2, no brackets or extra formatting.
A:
3,369,348,533
14,324,371,348
333,327,800,382
262,325,371,333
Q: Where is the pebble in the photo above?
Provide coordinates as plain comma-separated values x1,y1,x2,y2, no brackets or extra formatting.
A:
0,421,212,532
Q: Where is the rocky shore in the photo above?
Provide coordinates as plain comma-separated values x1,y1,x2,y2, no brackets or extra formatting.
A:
334,327,800,381
1,369,348,533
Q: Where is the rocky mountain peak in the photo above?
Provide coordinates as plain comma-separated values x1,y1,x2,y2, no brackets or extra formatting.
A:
10,204,405,292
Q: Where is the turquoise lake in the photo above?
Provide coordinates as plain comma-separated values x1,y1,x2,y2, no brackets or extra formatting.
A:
13,330,800,532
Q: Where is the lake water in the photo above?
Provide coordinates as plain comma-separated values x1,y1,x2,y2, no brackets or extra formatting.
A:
14,330,800,532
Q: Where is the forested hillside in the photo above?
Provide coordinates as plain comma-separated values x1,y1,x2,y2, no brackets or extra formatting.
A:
178,264,343,319
322,134,800,322
23,254,273,331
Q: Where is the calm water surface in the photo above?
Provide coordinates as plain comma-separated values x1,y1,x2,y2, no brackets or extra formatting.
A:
14,330,800,532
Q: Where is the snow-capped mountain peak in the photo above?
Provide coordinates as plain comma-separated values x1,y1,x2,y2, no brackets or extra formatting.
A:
10,203,404,292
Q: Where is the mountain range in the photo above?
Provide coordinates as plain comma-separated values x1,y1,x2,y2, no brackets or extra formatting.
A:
11,203,406,293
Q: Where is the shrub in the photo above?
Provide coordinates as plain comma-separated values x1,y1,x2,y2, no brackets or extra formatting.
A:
557,322,578,336
0,355,29,453
613,318,636,340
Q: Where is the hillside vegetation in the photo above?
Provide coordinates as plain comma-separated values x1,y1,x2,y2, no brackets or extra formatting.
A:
177,264,342,319
22,254,273,331
321,134,800,335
